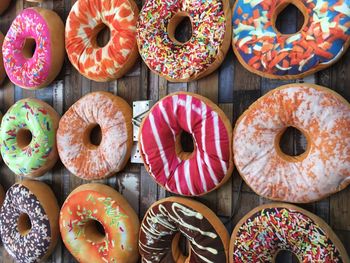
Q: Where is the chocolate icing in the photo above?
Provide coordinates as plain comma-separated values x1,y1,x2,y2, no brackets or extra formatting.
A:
0,184,51,263
139,200,226,263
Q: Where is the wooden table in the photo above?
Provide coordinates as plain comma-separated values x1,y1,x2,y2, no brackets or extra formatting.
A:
0,0,349,262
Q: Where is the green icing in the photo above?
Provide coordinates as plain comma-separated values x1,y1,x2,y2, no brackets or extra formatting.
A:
0,98,56,176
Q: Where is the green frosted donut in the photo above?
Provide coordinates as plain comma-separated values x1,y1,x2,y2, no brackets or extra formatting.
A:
0,98,59,177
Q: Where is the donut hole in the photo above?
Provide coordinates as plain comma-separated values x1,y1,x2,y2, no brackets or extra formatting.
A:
84,219,106,243
22,38,36,59
178,233,190,257
275,250,299,262
95,24,111,48
274,3,306,35
85,124,102,147
277,126,308,158
168,12,193,45
17,213,32,236
180,131,194,153
16,129,33,149
172,233,190,260
176,131,195,160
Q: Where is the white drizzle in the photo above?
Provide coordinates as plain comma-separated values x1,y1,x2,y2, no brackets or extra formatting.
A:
139,201,220,262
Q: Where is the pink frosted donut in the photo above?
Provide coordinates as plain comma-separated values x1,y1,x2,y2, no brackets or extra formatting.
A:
2,7,65,89
139,92,233,196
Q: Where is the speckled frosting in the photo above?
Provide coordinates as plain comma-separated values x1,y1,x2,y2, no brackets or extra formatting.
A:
0,183,51,263
3,8,51,88
137,0,228,80
139,198,227,262
233,84,350,202
231,205,347,262
57,92,131,180
0,98,58,176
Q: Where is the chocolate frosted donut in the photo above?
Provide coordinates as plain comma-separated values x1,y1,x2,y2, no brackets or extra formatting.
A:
0,181,59,263
139,197,229,262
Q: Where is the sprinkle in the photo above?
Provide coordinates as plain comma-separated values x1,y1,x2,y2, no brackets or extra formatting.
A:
232,207,343,262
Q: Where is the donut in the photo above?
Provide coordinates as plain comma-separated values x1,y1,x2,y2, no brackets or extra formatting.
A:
139,92,233,196
232,0,350,79
65,0,139,82
230,203,350,262
0,0,11,15
0,98,60,177
0,180,59,263
233,83,350,203
60,183,139,263
2,7,65,89
57,91,132,180
0,33,7,84
139,197,230,262
137,0,231,82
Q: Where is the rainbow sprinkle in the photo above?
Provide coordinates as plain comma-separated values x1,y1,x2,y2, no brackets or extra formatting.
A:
232,207,344,262
137,0,228,80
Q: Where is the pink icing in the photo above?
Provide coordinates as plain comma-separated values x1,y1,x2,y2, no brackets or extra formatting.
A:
2,8,51,89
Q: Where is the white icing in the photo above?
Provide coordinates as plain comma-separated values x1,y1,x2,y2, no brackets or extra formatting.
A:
139,202,220,262
233,86,350,202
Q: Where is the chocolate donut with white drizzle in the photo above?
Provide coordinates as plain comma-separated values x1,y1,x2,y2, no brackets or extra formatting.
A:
139,197,229,262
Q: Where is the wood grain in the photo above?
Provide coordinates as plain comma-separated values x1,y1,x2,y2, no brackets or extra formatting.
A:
0,0,349,262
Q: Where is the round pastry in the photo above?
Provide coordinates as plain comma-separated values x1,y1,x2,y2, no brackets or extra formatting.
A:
2,7,65,89
233,83,350,203
0,0,11,15
0,98,60,177
60,183,139,263
0,32,7,84
66,0,139,82
232,0,350,79
137,0,231,82
139,92,233,196
57,91,132,180
230,203,350,262
139,196,229,262
0,180,59,263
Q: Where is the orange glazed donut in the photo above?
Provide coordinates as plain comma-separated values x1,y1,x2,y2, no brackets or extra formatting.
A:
60,183,139,263
65,0,139,82
139,197,230,262
57,92,132,180
233,83,350,203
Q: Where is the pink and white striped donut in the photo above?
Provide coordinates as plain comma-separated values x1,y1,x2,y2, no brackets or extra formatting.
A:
139,92,233,196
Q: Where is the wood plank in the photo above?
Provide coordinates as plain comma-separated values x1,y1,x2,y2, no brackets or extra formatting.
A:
217,103,233,218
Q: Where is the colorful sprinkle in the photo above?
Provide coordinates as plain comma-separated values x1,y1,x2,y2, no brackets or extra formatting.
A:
232,206,345,262
137,0,228,80
2,8,51,88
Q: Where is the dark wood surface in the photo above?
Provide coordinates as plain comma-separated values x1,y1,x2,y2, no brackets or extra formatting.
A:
0,1,349,262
